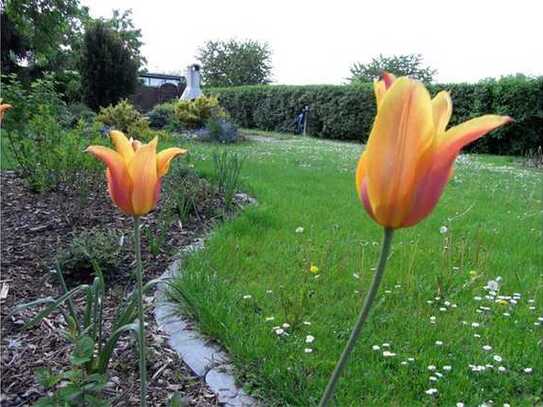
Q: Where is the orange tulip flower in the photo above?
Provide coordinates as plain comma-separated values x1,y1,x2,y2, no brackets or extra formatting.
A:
86,131,187,216
356,73,512,229
0,103,13,122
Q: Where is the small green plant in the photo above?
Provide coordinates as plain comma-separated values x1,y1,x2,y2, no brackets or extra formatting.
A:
204,117,240,143
147,102,177,129
212,149,245,209
96,99,150,140
174,96,225,129
11,262,160,406
143,211,175,257
56,229,124,284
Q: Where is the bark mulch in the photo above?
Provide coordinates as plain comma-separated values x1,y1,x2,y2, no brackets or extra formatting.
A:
1,170,227,406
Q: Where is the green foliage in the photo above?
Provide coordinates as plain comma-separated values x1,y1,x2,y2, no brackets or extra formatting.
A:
205,117,240,144
80,20,139,110
349,53,436,83
1,74,101,192
213,149,245,209
96,99,150,139
174,96,226,129
197,39,272,87
1,0,89,75
208,77,543,155
12,264,160,405
56,229,124,284
162,163,214,224
147,102,177,129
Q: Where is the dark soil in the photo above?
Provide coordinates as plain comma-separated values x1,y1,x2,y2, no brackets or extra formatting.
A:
0,170,227,406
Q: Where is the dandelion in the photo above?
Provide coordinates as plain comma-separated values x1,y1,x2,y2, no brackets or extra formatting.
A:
310,264,319,274
296,226,304,233
306,335,315,344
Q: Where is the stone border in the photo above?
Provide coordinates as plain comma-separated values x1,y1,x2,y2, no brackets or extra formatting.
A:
153,239,259,407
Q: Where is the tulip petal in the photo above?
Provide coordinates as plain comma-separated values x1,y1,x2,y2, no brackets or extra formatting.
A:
401,114,512,227
432,91,452,133
365,77,434,228
355,151,367,197
111,130,135,163
129,138,159,216
382,72,396,89
86,146,133,214
157,147,187,178
373,80,386,108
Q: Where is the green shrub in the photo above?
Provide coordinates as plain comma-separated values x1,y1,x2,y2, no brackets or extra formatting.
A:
208,77,543,155
204,117,240,143
174,95,226,128
61,103,97,129
56,229,124,284
96,99,150,140
147,102,177,129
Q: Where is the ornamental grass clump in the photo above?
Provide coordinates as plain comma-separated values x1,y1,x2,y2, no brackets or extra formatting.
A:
86,130,186,406
318,72,511,406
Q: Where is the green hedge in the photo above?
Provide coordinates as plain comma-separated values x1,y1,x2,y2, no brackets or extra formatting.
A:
208,78,543,155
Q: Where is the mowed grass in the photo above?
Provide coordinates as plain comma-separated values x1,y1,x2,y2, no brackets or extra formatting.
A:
170,131,542,406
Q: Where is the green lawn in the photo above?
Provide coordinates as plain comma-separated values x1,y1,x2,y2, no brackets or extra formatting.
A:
170,131,542,406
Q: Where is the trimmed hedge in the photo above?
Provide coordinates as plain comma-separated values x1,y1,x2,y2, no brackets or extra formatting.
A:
208,78,543,155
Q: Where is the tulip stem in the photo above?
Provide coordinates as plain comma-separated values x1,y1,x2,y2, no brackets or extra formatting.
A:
318,227,394,407
133,216,147,407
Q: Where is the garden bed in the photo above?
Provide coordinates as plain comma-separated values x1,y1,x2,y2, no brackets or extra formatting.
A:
0,170,228,406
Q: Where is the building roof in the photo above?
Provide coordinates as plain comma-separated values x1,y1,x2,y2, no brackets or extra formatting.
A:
139,72,183,81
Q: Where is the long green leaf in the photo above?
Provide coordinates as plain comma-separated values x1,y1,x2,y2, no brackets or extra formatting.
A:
23,285,88,329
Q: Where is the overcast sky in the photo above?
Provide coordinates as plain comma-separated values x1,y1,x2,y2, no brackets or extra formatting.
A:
81,0,542,84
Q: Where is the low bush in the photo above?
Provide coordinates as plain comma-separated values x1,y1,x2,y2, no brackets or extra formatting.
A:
174,95,226,129
61,103,97,129
147,102,176,129
96,99,151,140
56,229,124,284
208,77,543,155
205,117,240,143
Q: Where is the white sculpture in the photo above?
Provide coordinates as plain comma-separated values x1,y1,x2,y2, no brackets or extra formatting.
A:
180,64,203,100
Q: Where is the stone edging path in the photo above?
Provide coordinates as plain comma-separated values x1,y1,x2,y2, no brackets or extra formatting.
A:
153,238,259,407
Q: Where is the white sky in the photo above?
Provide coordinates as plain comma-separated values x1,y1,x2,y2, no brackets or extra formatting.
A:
81,0,543,84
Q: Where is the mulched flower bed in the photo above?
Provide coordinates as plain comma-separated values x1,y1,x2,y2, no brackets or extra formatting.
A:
0,170,227,406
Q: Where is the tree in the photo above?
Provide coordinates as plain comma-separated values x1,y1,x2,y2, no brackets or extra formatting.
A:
80,20,139,110
349,54,436,84
1,0,89,74
197,39,272,87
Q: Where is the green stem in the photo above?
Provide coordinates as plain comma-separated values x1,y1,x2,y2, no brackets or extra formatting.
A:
318,228,394,407
133,216,147,407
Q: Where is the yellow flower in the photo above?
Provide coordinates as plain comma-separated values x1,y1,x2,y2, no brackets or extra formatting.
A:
496,299,509,305
310,264,319,274
86,131,187,216
356,72,512,229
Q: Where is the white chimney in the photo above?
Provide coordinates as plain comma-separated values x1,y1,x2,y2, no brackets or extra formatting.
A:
180,64,203,100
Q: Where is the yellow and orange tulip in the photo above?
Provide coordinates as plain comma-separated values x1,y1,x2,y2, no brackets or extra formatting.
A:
0,103,13,123
86,131,187,216
356,73,512,229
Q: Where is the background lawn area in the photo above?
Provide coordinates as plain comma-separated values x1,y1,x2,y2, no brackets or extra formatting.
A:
170,131,542,406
